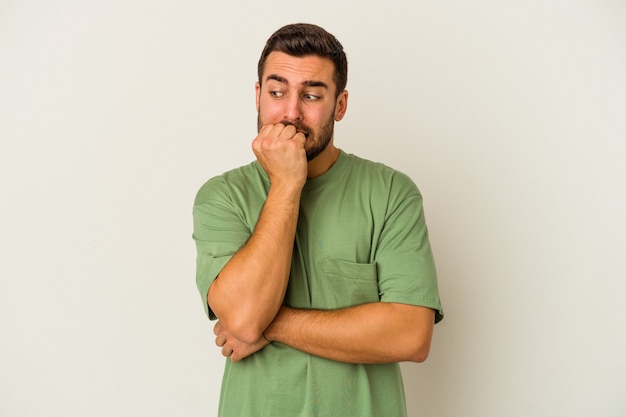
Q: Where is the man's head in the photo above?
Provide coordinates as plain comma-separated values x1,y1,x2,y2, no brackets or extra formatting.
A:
257,23,348,99
255,24,349,166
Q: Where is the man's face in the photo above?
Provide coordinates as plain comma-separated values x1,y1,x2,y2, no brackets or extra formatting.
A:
256,52,346,161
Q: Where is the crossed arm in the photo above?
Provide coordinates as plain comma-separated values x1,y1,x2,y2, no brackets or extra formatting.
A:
206,123,436,364
209,179,436,364
214,302,435,363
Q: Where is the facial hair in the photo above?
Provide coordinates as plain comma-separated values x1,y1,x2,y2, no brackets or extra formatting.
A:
257,108,336,161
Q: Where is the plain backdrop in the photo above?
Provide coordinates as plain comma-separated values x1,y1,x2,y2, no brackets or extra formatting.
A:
1,1,625,416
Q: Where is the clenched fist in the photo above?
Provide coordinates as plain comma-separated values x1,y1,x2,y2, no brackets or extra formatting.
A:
252,123,308,190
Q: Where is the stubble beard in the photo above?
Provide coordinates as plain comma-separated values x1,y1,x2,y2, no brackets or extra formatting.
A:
257,110,336,162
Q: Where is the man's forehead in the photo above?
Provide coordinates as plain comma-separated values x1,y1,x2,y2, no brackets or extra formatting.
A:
263,52,335,86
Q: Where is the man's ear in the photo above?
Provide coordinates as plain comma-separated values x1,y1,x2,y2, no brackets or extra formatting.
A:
255,82,261,112
334,90,348,121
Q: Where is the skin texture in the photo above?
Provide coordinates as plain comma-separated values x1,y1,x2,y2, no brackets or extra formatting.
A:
210,51,435,364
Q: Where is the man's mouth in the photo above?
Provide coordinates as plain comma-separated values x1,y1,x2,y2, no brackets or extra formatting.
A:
281,121,310,139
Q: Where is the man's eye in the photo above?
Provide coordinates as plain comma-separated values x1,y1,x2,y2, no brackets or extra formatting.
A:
270,91,284,98
304,94,320,101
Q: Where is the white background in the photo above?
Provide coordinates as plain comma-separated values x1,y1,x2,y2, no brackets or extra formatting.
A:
1,1,625,416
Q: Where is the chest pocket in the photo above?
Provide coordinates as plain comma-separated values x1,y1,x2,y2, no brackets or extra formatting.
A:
313,258,380,309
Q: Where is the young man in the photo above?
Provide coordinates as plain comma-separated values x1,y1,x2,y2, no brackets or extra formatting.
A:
193,23,443,417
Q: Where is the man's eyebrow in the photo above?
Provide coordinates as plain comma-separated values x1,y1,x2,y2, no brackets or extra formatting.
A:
265,74,328,89
266,74,287,84
303,80,329,89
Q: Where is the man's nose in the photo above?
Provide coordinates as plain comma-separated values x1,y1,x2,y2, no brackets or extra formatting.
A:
283,95,303,122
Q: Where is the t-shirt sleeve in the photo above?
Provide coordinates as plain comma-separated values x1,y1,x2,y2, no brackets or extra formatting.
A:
192,177,251,319
376,172,444,323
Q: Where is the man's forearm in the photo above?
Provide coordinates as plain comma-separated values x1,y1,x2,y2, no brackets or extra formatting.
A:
264,303,435,364
208,184,301,344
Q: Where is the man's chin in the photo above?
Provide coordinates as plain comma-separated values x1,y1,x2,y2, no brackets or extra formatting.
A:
305,144,326,161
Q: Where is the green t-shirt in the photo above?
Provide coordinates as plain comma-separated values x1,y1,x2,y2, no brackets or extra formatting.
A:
193,150,443,417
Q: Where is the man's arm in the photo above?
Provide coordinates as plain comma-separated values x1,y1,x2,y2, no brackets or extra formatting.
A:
214,302,435,363
263,303,435,364
207,124,307,344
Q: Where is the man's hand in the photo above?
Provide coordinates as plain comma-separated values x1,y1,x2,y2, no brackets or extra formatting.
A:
252,123,307,189
214,320,270,362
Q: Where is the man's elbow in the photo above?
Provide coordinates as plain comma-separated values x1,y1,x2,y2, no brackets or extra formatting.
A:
213,308,265,344
408,343,432,363
229,319,265,345
405,329,433,363
208,281,267,344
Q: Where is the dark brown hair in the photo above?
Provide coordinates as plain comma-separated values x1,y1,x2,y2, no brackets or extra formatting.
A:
257,23,348,98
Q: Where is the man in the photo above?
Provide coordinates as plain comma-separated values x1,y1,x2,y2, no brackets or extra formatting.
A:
193,23,443,417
